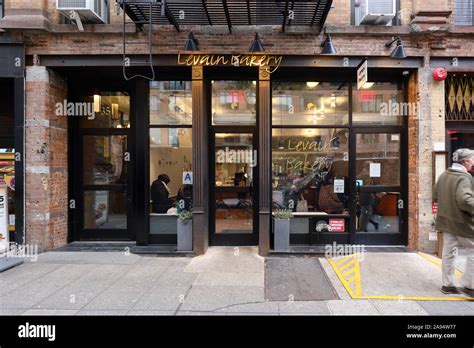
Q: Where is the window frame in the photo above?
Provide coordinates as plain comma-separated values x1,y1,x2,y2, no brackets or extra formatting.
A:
351,0,401,26
453,0,474,26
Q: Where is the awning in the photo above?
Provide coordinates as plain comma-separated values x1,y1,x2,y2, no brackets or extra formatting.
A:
119,0,333,33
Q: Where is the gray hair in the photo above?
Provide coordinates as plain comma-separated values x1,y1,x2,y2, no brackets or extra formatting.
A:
453,148,474,164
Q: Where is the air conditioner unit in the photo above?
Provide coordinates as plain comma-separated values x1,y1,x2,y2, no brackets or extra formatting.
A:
57,0,108,24
355,0,396,25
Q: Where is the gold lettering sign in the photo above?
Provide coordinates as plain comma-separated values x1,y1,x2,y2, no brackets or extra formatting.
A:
178,53,283,73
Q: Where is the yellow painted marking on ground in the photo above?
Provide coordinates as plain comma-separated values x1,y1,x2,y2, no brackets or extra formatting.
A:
417,252,463,278
328,253,473,301
328,257,357,298
334,255,353,267
328,253,362,297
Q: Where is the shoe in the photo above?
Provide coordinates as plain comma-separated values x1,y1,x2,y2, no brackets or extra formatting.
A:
460,287,474,298
441,286,461,294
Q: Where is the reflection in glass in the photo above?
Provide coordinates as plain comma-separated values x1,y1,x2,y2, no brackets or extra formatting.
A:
83,135,127,185
272,82,348,125
355,133,400,186
272,128,349,213
149,128,192,210
352,82,404,125
356,192,400,233
150,81,192,125
215,133,254,187
84,191,127,229
215,191,253,234
212,81,256,125
214,133,254,234
80,92,130,128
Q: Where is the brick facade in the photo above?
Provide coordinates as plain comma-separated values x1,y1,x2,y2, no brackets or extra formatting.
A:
2,0,473,253
25,66,68,252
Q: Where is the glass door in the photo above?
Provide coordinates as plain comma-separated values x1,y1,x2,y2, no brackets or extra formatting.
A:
79,132,132,240
352,130,406,245
210,131,258,245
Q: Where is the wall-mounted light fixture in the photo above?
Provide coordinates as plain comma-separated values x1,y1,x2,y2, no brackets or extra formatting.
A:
361,82,374,89
321,34,337,54
249,33,265,53
93,94,101,113
111,103,119,120
184,32,199,51
385,37,407,59
306,82,319,88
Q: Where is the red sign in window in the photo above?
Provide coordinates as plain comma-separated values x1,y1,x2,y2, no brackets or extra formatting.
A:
432,202,438,214
329,218,345,232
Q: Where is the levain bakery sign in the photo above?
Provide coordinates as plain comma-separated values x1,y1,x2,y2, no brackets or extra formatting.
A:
178,53,283,73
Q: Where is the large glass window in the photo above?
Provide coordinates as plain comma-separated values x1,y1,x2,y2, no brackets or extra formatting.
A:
150,81,192,125
149,81,193,243
214,133,254,235
272,128,349,213
212,81,256,125
83,135,127,186
80,92,130,128
273,82,348,126
355,133,400,187
356,191,401,233
82,135,128,231
352,82,404,125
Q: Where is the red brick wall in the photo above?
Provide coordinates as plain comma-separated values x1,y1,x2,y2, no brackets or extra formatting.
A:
25,66,68,252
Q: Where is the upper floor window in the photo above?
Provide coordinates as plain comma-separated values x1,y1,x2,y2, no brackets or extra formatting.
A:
454,0,474,25
0,0,4,18
352,0,400,26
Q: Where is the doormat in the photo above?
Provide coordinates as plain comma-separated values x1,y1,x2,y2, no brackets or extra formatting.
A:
265,257,339,301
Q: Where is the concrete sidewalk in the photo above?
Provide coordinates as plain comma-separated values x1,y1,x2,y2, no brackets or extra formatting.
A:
0,247,473,316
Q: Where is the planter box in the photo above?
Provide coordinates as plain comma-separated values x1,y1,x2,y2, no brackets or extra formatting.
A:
177,220,193,251
274,218,290,251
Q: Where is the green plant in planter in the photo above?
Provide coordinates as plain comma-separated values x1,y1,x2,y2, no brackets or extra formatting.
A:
272,209,294,220
178,210,193,224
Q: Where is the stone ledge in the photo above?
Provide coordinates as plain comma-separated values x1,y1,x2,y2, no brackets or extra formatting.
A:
0,15,52,31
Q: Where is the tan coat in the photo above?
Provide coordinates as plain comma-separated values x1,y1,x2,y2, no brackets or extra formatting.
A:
433,168,474,238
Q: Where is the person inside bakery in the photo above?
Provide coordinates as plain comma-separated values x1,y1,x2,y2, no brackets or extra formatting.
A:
151,173,174,213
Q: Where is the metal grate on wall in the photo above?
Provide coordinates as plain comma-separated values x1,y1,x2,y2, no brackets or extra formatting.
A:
445,75,474,121
118,0,333,33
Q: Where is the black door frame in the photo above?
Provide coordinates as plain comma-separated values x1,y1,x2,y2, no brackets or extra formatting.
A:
270,74,409,247
76,128,132,241
68,73,136,242
351,126,408,246
209,126,259,246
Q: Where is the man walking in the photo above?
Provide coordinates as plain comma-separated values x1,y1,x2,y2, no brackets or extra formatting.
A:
433,148,474,296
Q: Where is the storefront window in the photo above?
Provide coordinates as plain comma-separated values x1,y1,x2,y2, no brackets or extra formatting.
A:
80,92,130,128
150,81,192,125
149,128,192,238
355,133,400,186
352,82,404,125
0,149,15,235
149,80,193,243
272,128,349,213
212,81,256,125
272,82,349,126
